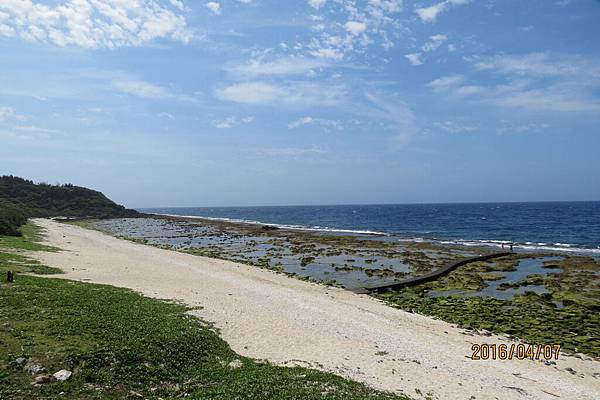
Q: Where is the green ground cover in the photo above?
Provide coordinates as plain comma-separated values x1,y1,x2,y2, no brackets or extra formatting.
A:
0,223,408,400
376,255,600,357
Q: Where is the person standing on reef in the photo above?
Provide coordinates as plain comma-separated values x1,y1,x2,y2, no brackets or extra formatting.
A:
510,243,513,252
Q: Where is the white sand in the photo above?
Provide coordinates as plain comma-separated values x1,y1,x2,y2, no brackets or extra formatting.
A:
30,219,600,399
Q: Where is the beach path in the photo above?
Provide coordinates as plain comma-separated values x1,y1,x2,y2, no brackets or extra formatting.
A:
30,219,600,400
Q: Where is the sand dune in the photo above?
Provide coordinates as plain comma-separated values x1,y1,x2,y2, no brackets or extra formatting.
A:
31,219,600,400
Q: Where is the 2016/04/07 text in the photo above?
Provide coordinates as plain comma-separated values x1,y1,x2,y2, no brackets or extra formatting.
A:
471,344,561,360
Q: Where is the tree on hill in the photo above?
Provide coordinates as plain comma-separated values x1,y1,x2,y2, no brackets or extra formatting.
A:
0,175,139,220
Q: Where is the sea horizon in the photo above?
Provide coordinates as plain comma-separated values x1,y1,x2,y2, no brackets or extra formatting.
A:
137,199,600,209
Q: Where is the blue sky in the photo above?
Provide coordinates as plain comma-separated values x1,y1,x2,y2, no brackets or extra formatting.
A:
1,0,599,207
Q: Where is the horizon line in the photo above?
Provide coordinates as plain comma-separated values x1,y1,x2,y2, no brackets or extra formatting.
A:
133,199,600,209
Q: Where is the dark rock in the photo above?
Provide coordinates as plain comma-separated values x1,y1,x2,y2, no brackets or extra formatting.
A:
33,374,55,385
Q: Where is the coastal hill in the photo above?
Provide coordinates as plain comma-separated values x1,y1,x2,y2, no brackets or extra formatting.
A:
0,175,139,219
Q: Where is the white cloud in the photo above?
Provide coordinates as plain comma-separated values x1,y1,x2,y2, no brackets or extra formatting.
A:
214,82,286,104
280,82,347,107
306,0,403,61
310,48,344,60
15,125,59,134
113,79,194,102
472,53,595,79
288,116,314,129
496,122,549,135
344,21,367,36
416,0,470,24
364,91,418,148
453,85,483,96
287,116,341,130
429,54,600,112
426,75,465,91
426,74,484,100
471,53,600,112
555,0,573,6
0,0,192,48
213,116,254,129
214,119,233,129
405,53,423,66
308,0,327,10
416,3,446,23
228,56,330,78
433,121,479,133
421,34,448,52
0,106,14,121
493,87,600,113
214,81,346,107
169,0,186,11
114,80,166,99
206,2,221,15
254,146,327,157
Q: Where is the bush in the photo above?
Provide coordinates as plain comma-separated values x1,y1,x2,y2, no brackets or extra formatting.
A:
0,203,27,236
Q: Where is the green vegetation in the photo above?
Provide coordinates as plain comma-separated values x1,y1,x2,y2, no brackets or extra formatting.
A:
0,203,27,236
0,223,60,252
377,255,600,357
0,224,407,400
0,175,139,219
0,223,61,276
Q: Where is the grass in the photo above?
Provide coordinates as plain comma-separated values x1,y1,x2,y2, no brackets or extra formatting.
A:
0,223,59,253
0,223,409,400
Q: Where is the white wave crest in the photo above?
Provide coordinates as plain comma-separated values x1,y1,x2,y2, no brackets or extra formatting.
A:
150,213,389,236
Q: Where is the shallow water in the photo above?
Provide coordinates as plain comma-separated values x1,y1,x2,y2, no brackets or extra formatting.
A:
94,217,467,289
430,256,564,300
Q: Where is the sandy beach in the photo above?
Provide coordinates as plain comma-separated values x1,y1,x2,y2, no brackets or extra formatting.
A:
30,219,600,400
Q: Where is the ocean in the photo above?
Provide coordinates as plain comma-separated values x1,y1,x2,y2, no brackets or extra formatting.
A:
140,202,600,255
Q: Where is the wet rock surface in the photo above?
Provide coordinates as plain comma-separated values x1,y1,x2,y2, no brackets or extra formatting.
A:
93,217,477,290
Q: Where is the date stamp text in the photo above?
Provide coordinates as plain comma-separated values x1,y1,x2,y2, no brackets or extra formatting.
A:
471,344,561,360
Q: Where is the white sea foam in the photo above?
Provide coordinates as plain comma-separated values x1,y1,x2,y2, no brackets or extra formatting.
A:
437,238,600,255
151,213,389,236
149,213,599,255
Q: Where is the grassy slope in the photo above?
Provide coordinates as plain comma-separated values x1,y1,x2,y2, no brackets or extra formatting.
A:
0,224,409,400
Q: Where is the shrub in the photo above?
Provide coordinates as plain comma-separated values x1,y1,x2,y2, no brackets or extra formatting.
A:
0,203,27,236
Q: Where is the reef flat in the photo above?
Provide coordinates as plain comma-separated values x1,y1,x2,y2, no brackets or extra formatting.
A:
90,215,600,358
